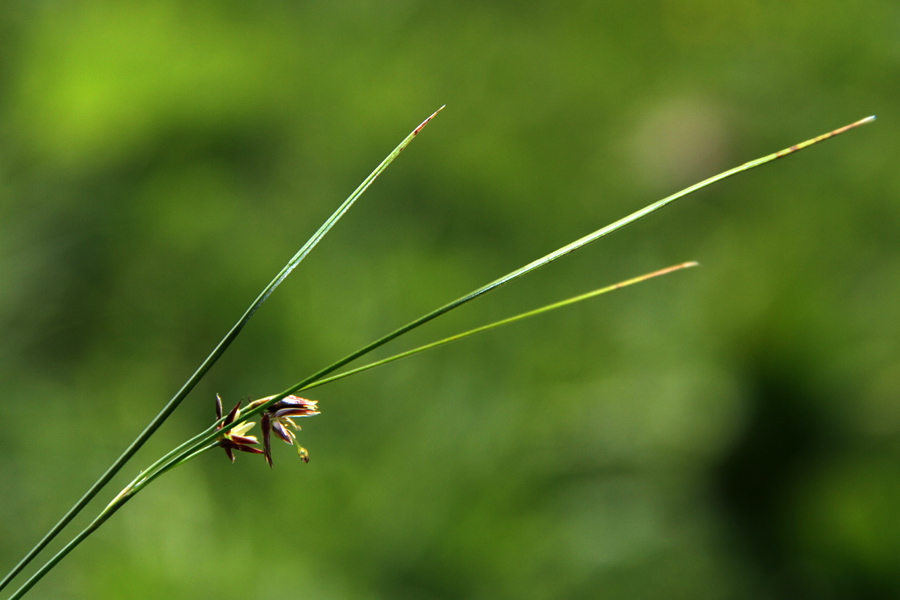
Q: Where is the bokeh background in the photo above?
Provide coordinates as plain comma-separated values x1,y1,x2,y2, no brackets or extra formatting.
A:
1,2,898,599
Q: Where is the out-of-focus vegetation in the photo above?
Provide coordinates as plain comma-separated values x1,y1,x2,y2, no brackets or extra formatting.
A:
1,2,897,599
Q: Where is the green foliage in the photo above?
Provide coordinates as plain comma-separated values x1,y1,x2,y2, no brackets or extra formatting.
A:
0,2,895,599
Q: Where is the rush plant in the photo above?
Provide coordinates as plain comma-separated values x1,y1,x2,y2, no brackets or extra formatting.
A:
0,108,874,599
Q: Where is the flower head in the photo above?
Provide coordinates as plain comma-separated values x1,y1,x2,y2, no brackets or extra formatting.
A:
215,394,264,463
248,395,319,466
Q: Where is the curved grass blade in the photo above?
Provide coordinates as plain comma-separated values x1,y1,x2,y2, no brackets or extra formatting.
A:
0,106,445,594
168,116,881,455
301,261,699,390
266,116,875,403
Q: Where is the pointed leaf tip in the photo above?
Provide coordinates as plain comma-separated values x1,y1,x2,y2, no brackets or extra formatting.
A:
850,115,876,128
835,115,877,134
413,105,445,136
644,261,700,279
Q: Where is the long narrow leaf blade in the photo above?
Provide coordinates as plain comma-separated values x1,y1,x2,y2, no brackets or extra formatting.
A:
0,106,445,594
301,262,699,390
273,116,874,400
256,105,445,307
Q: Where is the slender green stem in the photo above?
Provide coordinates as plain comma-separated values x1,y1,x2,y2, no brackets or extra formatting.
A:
5,499,129,600
275,116,876,399
4,248,680,599
134,115,883,467
13,260,699,599
6,440,220,600
222,116,877,431
301,262,700,390
0,107,444,594
136,264,702,480
117,422,220,492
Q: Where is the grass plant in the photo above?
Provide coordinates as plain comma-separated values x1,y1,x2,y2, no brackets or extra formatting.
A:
0,110,874,600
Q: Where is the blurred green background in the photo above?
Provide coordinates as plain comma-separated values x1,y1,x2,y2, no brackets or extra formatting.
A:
1,2,898,599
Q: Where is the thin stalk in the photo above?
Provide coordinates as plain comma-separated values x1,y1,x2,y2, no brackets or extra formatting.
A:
5,262,696,600
275,116,877,398
5,499,130,600
6,440,220,600
301,261,700,390
226,116,877,430
134,263,702,484
0,106,444,594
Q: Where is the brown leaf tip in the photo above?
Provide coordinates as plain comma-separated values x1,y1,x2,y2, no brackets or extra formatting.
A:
413,105,445,136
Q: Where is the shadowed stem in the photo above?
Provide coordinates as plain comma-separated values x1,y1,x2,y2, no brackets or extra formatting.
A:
0,107,443,594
